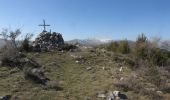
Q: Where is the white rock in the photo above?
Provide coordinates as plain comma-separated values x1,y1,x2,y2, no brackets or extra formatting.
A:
156,91,163,94
86,67,92,70
120,77,124,81
113,91,120,97
107,92,115,100
70,54,77,58
75,60,79,64
98,94,106,98
119,67,123,72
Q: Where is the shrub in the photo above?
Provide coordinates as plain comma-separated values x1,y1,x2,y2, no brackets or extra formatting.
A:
0,29,21,66
150,48,169,66
108,41,119,52
146,65,161,86
108,40,130,54
118,40,130,54
59,43,77,51
134,33,149,59
20,33,33,52
114,75,143,93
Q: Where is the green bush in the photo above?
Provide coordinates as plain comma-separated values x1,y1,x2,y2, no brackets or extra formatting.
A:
107,41,119,52
20,33,33,52
118,40,130,54
20,39,30,52
134,33,149,59
108,40,130,54
150,48,169,66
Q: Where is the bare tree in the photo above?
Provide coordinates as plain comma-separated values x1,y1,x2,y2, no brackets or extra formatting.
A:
0,28,21,50
0,29,22,66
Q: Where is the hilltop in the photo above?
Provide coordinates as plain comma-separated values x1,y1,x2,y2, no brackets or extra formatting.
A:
0,45,170,100
0,29,170,100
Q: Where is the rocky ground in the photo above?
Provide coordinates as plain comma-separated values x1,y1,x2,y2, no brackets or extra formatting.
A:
0,47,170,100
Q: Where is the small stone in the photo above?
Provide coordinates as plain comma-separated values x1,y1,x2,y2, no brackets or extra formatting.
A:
34,53,40,56
119,67,123,72
75,60,79,64
145,88,156,92
156,91,163,94
98,94,106,98
84,96,92,100
86,67,92,70
120,77,124,81
113,91,120,97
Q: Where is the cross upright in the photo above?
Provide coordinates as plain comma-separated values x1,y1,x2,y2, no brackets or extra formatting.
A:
39,19,50,32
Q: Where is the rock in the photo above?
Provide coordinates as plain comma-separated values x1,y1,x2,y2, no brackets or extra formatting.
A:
0,95,11,100
145,88,156,92
70,54,77,58
120,77,124,81
86,67,92,70
32,31,64,52
45,81,62,90
107,91,115,100
107,91,128,100
84,96,92,100
119,67,123,72
98,93,106,98
75,60,80,64
156,91,163,95
24,67,49,85
113,91,120,97
97,91,107,98
118,93,128,100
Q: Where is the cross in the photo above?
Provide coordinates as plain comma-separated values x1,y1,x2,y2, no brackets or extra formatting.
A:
39,19,50,32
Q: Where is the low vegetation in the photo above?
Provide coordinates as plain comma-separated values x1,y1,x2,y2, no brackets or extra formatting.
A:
0,30,170,100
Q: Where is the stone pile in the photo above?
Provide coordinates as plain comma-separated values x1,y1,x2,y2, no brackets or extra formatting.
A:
32,31,64,51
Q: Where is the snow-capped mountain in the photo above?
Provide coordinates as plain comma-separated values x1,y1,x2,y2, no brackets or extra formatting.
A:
66,38,112,46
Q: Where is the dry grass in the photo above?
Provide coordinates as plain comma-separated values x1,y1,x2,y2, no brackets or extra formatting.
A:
0,47,170,100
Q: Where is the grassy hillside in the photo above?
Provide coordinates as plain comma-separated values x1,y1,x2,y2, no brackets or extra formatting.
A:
0,46,170,100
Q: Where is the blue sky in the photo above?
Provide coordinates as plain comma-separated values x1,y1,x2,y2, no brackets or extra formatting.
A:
0,0,170,40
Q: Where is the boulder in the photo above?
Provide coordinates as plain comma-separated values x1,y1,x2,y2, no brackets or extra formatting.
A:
23,67,49,85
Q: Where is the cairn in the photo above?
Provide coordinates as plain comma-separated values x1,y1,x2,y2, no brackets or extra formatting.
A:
32,20,64,51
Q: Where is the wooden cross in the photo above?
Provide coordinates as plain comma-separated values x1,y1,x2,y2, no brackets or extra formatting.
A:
39,19,50,32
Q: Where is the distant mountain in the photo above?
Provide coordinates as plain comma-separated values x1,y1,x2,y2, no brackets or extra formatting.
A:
0,39,6,48
66,39,112,46
160,41,170,51
66,38,136,47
